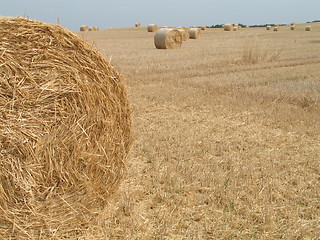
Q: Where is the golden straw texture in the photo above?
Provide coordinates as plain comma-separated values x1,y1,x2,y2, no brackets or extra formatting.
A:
223,24,233,31
177,28,189,41
154,28,183,49
0,17,132,239
147,24,157,32
189,28,201,39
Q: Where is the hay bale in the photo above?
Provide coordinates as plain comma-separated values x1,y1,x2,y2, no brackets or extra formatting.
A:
306,26,311,31
233,26,238,31
189,28,201,39
177,28,189,41
201,25,206,30
147,24,157,32
0,17,132,239
135,22,141,27
154,28,182,49
274,27,279,31
266,25,271,30
223,24,233,31
290,25,295,30
291,22,295,26
80,25,89,31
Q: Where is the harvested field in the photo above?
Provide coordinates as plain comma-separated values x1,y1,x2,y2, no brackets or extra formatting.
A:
76,22,320,239
4,21,320,239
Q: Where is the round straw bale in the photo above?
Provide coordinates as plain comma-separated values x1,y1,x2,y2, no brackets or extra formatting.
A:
305,26,311,31
189,28,201,39
233,26,238,31
266,25,271,30
201,25,206,30
223,24,233,31
135,22,141,27
80,25,89,31
290,25,295,30
154,28,182,49
0,17,132,239
147,24,157,32
177,28,189,41
274,27,278,31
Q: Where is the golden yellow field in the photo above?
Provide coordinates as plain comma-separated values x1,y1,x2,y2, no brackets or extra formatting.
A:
77,23,320,239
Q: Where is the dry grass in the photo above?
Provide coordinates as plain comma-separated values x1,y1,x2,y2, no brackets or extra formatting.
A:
4,21,320,239
0,17,131,239
75,24,320,239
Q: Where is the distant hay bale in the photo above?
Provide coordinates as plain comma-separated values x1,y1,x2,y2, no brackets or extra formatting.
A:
266,26,271,30
233,27,238,31
154,28,182,49
177,28,189,41
274,27,278,31
238,26,242,30
201,26,206,30
189,28,201,39
0,17,132,239
290,25,295,30
291,22,295,26
80,25,89,31
305,26,311,31
223,24,233,31
147,24,157,32
135,22,141,27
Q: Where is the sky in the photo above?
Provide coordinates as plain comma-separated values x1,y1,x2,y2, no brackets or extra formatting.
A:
2,0,319,31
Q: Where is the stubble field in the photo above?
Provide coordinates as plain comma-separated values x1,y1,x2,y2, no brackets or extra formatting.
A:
77,23,320,239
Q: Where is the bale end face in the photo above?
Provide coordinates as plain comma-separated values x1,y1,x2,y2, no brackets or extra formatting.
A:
154,28,183,49
189,28,201,39
223,24,233,31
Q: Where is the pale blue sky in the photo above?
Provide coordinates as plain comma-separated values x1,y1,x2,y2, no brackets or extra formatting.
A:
2,0,319,31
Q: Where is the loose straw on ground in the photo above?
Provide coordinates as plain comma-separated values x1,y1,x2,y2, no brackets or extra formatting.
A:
0,17,132,239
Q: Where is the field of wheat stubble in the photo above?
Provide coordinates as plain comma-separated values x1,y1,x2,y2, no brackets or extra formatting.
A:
78,23,320,239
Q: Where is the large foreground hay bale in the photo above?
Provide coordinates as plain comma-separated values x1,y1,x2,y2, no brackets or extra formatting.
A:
305,26,311,31
177,27,189,41
189,28,201,39
223,24,233,31
80,25,89,31
147,24,157,32
0,17,132,239
154,28,182,49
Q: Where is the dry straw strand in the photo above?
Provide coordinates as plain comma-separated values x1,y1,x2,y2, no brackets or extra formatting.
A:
0,17,132,239
154,28,183,49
